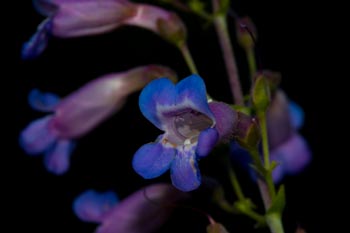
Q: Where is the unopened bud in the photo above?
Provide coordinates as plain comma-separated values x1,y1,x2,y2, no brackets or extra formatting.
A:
251,74,271,112
236,17,257,50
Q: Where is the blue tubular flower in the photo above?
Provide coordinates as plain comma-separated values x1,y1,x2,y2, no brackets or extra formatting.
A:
133,74,227,192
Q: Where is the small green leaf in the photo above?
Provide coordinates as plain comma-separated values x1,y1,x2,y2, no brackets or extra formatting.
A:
207,222,230,233
267,185,286,215
269,161,279,172
252,75,271,111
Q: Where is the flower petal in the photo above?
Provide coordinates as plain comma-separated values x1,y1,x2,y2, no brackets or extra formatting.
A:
209,101,236,142
19,116,58,155
51,0,135,37
139,78,176,129
267,90,293,149
28,89,60,112
170,146,201,191
278,134,311,174
43,139,75,175
22,18,52,60
176,74,214,122
52,75,126,138
73,190,118,223
288,101,304,130
196,128,219,157
95,183,187,233
133,140,176,179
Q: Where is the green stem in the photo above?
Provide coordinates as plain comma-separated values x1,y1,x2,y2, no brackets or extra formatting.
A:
256,178,271,209
258,111,276,199
240,208,266,224
212,1,244,105
246,48,257,81
258,112,270,169
266,214,285,233
179,44,199,74
226,160,245,201
248,148,271,209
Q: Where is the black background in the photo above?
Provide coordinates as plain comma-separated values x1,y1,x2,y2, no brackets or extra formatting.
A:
8,0,337,232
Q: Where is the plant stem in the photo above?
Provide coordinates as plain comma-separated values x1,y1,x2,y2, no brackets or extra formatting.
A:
258,111,276,199
179,44,198,74
266,214,285,233
240,208,266,224
246,48,257,81
212,1,244,105
256,178,271,209
258,112,270,169
226,160,245,201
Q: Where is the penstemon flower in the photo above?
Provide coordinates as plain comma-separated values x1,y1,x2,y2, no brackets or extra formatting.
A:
267,90,311,182
132,74,235,191
73,183,187,233
23,0,186,59
19,65,176,174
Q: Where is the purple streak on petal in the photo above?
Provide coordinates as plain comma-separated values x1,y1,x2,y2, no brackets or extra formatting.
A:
43,139,75,175
196,128,218,157
96,183,188,233
170,146,201,191
139,78,176,130
28,89,60,112
73,190,118,223
22,18,52,60
276,134,311,174
51,0,135,37
133,140,175,179
176,74,214,122
288,101,304,130
52,75,127,138
19,116,58,155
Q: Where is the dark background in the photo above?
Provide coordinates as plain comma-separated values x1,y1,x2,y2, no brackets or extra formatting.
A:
9,0,336,232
